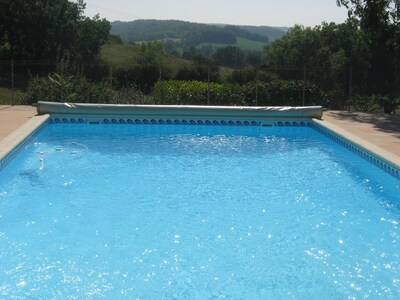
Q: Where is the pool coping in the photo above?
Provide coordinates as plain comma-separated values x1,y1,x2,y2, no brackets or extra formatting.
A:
0,110,399,179
312,119,400,178
0,114,49,169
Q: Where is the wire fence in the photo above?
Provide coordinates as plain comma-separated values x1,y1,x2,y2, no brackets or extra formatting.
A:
0,59,396,113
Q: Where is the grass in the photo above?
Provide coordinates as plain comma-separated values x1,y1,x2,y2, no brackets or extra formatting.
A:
199,37,266,52
100,43,191,75
236,37,266,52
100,44,141,68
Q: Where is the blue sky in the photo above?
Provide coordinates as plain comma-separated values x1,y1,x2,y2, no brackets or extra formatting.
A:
84,0,349,27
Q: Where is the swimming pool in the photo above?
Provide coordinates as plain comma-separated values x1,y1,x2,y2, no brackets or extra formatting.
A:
0,122,399,299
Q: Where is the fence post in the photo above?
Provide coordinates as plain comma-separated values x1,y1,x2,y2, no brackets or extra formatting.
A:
11,58,15,104
207,64,210,106
255,67,259,106
302,65,306,106
109,65,113,89
60,61,64,102
348,67,353,112
159,67,163,103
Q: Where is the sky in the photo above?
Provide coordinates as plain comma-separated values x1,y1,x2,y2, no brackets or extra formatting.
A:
83,0,349,27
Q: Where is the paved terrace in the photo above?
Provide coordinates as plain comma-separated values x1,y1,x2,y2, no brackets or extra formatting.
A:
0,105,399,159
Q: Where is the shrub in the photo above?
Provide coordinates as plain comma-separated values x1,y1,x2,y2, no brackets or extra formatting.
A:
152,79,328,107
24,73,113,104
152,80,247,106
113,66,162,94
350,95,392,112
111,85,152,104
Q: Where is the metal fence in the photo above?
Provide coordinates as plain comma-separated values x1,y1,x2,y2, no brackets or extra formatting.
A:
0,59,387,113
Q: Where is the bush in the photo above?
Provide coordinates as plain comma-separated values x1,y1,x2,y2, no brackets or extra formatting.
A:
152,80,248,106
349,94,399,112
25,73,152,105
153,79,327,107
113,66,161,94
25,73,114,104
111,85,151,104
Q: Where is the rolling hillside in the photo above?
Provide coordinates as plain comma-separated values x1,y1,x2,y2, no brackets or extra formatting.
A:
110,19,287,51
100,43,191,72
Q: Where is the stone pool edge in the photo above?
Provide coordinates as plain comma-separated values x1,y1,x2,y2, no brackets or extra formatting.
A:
312,119,400,178
0,114,49,170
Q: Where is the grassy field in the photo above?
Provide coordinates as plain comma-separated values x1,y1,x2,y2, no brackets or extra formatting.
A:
100,44,141,68
236,37,266,51
100,43,191,74
199,37,266,52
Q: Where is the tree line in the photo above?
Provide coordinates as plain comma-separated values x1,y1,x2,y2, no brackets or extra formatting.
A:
0,0,109,62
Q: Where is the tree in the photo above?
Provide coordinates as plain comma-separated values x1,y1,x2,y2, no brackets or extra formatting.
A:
212,46,245,67
137,41,167,67
337,0,399,96
0,0,110,62
264,22,370,107
245,51,263,67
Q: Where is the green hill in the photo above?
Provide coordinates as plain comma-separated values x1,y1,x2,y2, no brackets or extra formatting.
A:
101,44,140,68
110,19,287,51
239,25,289,41
236,37,266,51
100,42,191,73
199,37,266,52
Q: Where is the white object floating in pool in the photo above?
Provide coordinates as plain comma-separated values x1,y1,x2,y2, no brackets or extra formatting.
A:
69,142,88,149
38,158,44,170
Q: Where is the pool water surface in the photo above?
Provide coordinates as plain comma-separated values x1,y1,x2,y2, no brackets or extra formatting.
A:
0,123,399,299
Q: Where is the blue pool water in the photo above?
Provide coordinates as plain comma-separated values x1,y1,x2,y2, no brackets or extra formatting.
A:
0,123,399,299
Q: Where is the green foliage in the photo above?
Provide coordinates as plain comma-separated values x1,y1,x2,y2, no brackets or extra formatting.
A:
108,34,123,45
245,51,263,66
224,25,268,43
24,73,113,104
100,41,176,93
336,0,400,96
152,80,246,106
113,66,161,94
0,0,110,62
137,41,167,66
152,79,327,107
174,55,220,82
186,28,236,46
241,80,327,106
76,15,111,62
264,21,373,107
212,46,245,67
225,67,259,84
236,37,266,52
24,72,148,105
350,95,388,112
101,44,141,68
0,87,26,105
110,86,149,104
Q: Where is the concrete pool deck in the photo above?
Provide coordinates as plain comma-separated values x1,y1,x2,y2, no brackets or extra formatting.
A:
0,105,399,168
0,105,37,141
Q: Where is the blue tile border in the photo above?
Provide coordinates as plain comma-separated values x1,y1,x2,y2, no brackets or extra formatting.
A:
311,121,400,179
48,116,315,127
